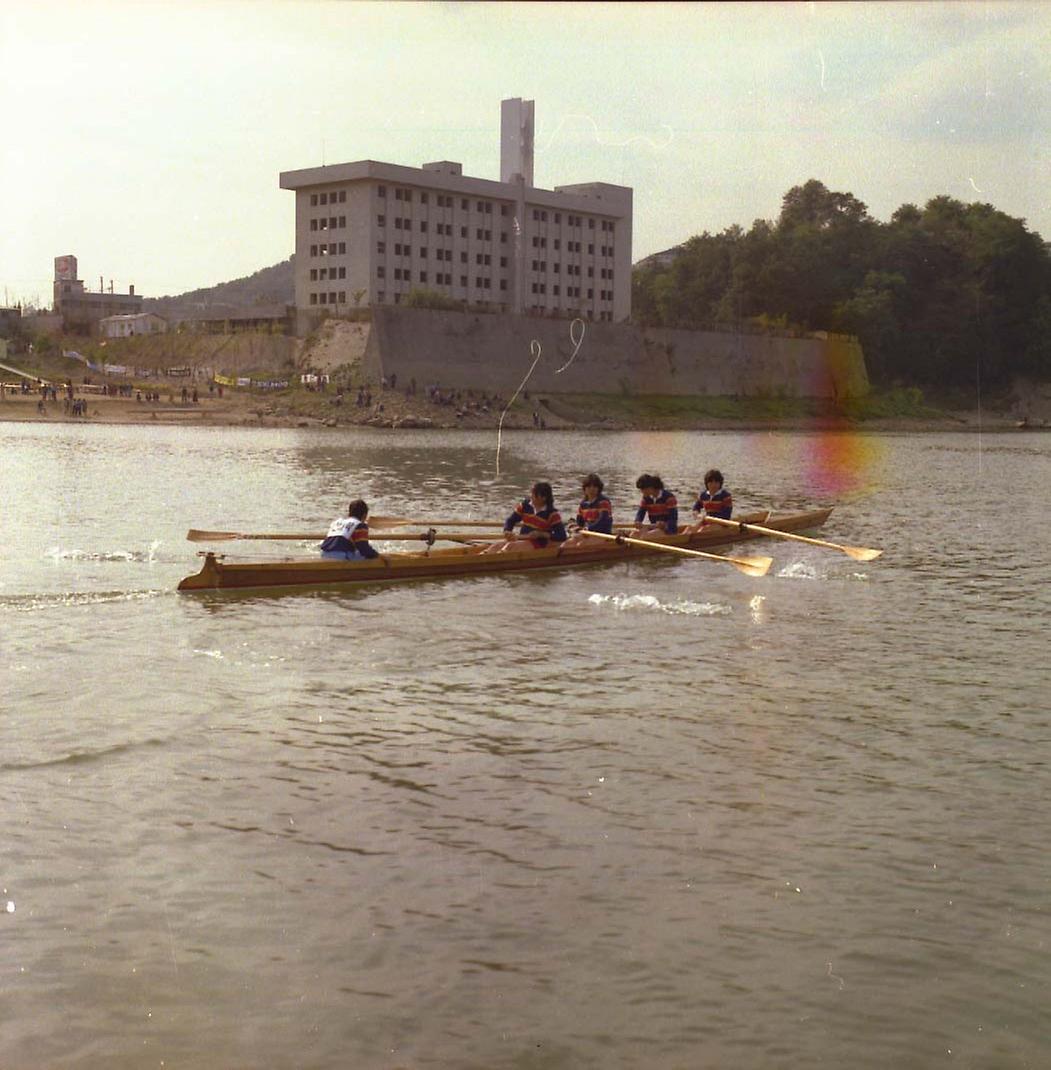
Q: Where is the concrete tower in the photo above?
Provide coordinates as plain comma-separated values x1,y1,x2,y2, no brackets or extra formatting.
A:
500,97,535,185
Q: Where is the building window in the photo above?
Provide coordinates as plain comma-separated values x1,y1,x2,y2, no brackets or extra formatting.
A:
377,266,385,278
339,242,346,254
339,190,346,202
501,205,509,216
338,267,346,279
500,279,507,291
460,226,468,238
319,293,327,305
378,185,386,197
310,293,317,304
338,216,345,227
310,219,318,231
319,268,328,280
310,269,317,281
589,218,595,229
501,232,507,243
460,275,467,286
461,198,468,210
460,252,467,263
377,241,385,254
420,221,428,233
320,193,328,205
310,244,317,256
377,215,385,227
555,213,561,224
395,218,402,230
310,194,318,206
421,192,428,205
420,272,427,283
500,257,507,267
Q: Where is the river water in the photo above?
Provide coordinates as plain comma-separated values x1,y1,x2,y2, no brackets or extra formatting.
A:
1,422,1048,1069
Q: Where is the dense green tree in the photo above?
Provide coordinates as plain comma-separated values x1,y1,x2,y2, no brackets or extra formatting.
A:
632,181,1051,388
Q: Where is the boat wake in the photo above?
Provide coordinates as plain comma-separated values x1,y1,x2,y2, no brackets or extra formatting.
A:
0,589,167,613
588,592,732,617
44,540,163,564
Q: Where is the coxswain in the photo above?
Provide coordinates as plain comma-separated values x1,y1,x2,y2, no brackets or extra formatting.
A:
484,481,568,553
688,468,733,533
633,474,679,537
319,499,382,560
562,474,613,550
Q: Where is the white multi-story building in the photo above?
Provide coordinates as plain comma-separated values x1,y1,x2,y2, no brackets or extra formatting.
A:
279,98,632,327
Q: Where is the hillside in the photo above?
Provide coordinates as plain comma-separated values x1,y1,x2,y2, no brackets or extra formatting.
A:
144,258,294,316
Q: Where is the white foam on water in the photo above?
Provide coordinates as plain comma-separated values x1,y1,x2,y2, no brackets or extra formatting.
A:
777,561,823,580
44,546,156,564
588,592,731,617
194,649,225,660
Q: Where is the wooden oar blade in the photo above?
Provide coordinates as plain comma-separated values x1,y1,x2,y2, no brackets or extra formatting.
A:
844,546,883,562
187,529,241,542
730,554,774,578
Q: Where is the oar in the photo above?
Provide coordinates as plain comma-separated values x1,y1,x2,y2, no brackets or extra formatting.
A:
700,516,882,562
578,530,772,577
186,528,503,544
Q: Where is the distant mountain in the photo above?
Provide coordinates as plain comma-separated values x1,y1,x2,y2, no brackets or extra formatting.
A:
144,258,294,316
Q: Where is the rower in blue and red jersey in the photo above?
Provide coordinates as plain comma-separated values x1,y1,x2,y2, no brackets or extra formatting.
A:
634,474,679,537
319,499,382,560
484,481,568,553
562,473,613,550
689,468,733,533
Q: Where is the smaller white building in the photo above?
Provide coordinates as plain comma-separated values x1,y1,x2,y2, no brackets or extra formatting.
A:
99,312,167,338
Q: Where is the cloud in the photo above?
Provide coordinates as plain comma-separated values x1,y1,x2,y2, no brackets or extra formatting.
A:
875,25,1051,144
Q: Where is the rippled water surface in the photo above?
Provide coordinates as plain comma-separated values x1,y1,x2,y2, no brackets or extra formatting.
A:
2,423,1049,1069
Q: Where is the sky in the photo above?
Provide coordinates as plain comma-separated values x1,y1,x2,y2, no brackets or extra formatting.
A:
2,0,1049,306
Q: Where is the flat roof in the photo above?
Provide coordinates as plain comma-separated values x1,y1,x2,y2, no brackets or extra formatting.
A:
279,159,631,216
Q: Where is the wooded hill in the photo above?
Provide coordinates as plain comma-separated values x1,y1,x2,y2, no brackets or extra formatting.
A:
632,180,1051,389
143,258,294,316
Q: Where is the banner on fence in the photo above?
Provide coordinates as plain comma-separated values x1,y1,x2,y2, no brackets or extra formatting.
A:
213,373,237,386
103,364,128,375
166,366,192,377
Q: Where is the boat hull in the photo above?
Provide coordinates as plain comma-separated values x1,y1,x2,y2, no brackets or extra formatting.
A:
177,509,832,592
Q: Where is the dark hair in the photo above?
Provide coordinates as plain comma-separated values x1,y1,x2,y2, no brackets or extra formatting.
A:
347,499,369,520
531,481,555,509
636,473,664,492
703,469,724,487
582,473,604,493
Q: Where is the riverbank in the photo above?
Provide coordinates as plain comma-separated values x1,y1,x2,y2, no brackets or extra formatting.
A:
0,384,1033,432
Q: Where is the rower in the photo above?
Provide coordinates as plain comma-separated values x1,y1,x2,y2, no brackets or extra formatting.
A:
633,474,679,538
319,499,382,560
484,481,568,553
562,473,613,550
687,468,733,534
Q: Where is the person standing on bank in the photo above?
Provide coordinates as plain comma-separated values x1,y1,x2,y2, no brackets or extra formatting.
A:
689,469,733,533
319,499,382,561
633,474,679,537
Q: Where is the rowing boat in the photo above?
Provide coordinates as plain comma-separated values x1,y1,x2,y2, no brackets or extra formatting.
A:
176,508,832,593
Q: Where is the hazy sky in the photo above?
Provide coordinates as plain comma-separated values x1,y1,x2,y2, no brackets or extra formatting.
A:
2,0,1048,305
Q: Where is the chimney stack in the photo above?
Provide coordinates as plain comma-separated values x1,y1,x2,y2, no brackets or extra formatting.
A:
500,97,535,185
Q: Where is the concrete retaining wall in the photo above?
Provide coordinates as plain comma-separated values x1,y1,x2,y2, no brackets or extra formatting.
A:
360,307,869,398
